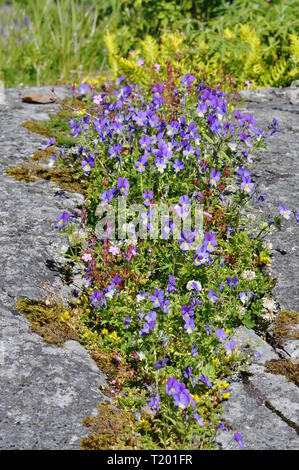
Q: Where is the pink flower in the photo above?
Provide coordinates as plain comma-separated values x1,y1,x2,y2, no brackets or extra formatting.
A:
93,94,103,105
82,252,92,262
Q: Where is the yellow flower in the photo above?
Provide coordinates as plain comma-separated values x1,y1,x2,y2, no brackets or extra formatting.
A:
223,392,230,400
110,331,118,340
191,394,200,402
212,357,218,366
220,381,229,390
75,109,86,117
101,328,108,335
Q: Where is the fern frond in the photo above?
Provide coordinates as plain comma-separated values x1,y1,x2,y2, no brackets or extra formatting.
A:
140,36,159,64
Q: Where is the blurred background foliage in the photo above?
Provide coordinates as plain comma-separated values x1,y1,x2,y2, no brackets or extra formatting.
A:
0,0,298,88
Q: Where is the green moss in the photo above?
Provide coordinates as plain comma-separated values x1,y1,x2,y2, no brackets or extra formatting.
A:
22,97,83,147
265,359,299,386
81,402,137,450
272,310,299,344
6,152,87,194
16,298,78,346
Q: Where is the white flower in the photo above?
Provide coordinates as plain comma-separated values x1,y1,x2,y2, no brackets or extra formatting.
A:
241,270,256,280
262,297,276,312
139,351,146,361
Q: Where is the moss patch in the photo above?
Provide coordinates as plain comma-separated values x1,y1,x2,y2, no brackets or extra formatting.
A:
265,359,299,387
16,298,79,346
6,152,87,194
81,402,137,450
271,310,299,344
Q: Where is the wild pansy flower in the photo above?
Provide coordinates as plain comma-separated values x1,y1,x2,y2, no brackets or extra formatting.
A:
296,212,299,223
181,73,195,88
184,317,195,334
155,156,167,174
81,156,95,175
139,134,151,150
91,290,105,307
225,339,236,355
197,102,207,117
204,232,217,253
148,394,160,413
173,158,185,173
194,246,209,266
210,168,221,187
42,137,56,149
142,189,154,207
167,275,178,294
216,328,228,343
194,412,204,426
234,432,244,449
134,154,147,173
279,204,291,220
226,276,239,288
79,83,89,95
191,344,198,357
155,357,169,370
241,170,254,193
56,211,70,228
174,387,192,410
100,187,115,205
181,304,194,320
160,299,170,313
150,288,165,308
124,316,131,329
208,289,219,303
186,280,202,293
228,142,237,152
219,422,228,432
200,374,212,388
178,230,195,251
117,177,130,196
240,133,252,148
166,377,180,395
239,291,249,304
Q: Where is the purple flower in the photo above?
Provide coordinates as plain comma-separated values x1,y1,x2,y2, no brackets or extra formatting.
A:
124,316,131,329
150,288,165,308
82,156,95,175
160,299,170,313
155,357,169,370
174,388,192,409
56,211,69,228
173,158,185,174
225,340,236,355
194,412,204,426
181,305,194,320
79,83,89,95
166,377,180,395
200,374,212,388
296,212,299,223
184,366,192,379
234,432,244,449
226,276,239,288
100,187,115,205
279,205,291,220
42,137,56,150
210,168,221,187
181,74,195,88
204,233,217,253
143,189,153,206
178,230,195,251
91,290,104,307
117,177,130,196
208,289,219,304
191,344,198,357
194,247,209,266
134,154,147,173
184,317,195,334
216,328,228,344
148,395,160,414
219,422,228,432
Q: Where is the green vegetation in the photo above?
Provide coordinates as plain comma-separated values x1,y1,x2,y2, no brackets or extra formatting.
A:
0,0,298,88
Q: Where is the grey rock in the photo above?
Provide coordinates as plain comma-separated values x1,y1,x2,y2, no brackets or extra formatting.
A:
217,381,299,450
0,87,106,449
232,326,278,364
